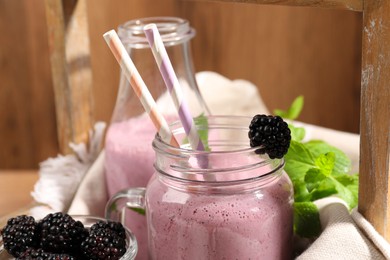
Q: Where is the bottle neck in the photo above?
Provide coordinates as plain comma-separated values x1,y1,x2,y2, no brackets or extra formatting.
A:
118,17,196,48
112,17,210,122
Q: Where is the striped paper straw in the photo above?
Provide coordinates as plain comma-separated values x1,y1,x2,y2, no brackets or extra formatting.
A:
143,23,206,152
103,30,179,148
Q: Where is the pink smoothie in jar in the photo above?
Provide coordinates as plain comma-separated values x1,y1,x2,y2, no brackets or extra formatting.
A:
145,116,294,260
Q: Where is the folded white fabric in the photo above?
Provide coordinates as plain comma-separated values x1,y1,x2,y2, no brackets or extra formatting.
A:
67,151,107,217
297,201,388,260
30,122,106,219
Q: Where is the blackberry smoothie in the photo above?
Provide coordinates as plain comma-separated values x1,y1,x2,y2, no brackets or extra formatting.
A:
146,171,293,260
106,116,294,259
145,116,294,259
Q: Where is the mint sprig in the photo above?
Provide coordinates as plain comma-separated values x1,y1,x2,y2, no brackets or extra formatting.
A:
182,114,210,151
274,95,304,120
277,96,359,238
293,202,321,238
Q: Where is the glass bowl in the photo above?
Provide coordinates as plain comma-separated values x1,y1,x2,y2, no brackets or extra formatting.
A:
0,215,138,259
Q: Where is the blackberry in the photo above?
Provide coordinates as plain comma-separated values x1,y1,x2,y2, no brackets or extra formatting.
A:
47,253,77,260
1,215,39,257
90,220,126,239
38,212,88,254
248,114,291,159
16,247,50,259
16,248,76,260
81,228,126,260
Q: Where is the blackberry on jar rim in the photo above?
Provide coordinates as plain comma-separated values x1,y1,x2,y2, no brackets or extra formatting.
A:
248,114,291,159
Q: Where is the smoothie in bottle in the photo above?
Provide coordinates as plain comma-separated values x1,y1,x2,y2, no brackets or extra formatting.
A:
104,17,209,259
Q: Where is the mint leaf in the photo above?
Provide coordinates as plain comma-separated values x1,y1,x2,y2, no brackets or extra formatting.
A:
183,114,210,151
304,153,335,193
330,173,359,209
305,168,326,192
305,140,351,174
194,114,209,150
274,95,304,120
293,201,321,238
273,97,359,237
293,179,311,202
333,172,359,188
109,202,146,216
289,123,306,142
129,207,146,215
284,140,316,182
309,177,337,201
314,152,335,177
284,141,316,202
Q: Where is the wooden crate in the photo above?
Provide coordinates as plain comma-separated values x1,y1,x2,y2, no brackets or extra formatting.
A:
45,0,390,240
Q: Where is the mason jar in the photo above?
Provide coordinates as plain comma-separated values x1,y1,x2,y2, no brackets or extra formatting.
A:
106,116,294,259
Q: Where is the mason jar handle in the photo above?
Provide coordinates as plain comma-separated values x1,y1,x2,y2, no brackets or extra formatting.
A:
105,187,146,224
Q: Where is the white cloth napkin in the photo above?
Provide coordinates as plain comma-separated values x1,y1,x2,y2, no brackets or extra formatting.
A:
297,202,389,259
34,71,390,259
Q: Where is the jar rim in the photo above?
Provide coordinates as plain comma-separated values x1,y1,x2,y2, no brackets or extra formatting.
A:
153,115,269,155
118,16,195,48
152,115,285,184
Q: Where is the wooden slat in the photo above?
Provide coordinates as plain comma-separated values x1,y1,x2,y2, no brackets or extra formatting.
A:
44,0,94,154
179,2,362,133
183,0,363,11
0,1,35,168
358,0,390,241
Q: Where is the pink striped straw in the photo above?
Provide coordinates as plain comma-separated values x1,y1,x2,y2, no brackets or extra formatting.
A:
103,30,179,148
143,24,206,152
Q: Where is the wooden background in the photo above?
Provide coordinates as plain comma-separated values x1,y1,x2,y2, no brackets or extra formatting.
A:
0,0,362,169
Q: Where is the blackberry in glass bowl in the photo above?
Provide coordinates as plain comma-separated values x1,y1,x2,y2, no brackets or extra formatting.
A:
0,214,137,260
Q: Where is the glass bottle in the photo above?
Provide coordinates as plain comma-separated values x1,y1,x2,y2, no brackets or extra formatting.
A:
104,17,210,259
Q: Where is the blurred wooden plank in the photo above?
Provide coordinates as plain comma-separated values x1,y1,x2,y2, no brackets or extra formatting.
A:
25,0,59,166
182,0,363,12
358,0,390,241
44,0,94,154
0,0,58,169
179,2,362,133
0,1,35,168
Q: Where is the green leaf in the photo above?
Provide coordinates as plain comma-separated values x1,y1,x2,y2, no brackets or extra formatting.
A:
274,95,304,120
305,140,351,174
304,153,336,194
333,172,359,187
333,173,359,209
273,98,359,236
195,114,209,150
330,173,359,209
293,179,311,202
284,140,316,182
293,201,321,238
304,168,326,192
289,123,306,142
129,207,146,215
314,152,336,177
309,177,338,201
183,114,210,151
